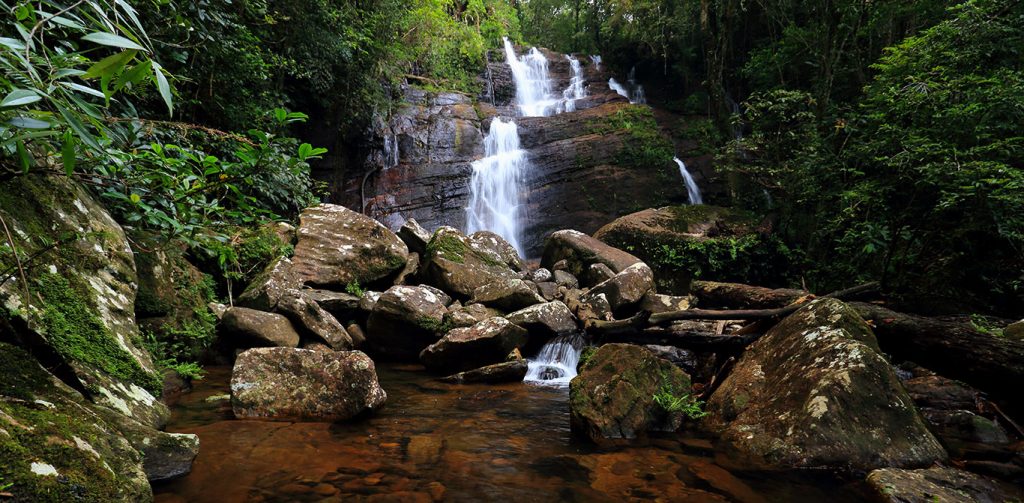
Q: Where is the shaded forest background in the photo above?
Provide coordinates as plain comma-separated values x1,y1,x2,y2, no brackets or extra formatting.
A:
2,0,1022,318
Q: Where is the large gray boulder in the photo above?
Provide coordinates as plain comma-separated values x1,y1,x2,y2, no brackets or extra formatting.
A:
421,226,518,297
0,175,167,428
419,317,528,373
230,347,386,421
470,278,546,311
540,229,642,279
236,258,353,350
581,262,655,311
570,344,693,443
365,285,449,360
468,231,525,272
221,307,300,348
705,298,946,470
866,466,1021,503
276,290,353,350
506,301,578,338
290,204,409,289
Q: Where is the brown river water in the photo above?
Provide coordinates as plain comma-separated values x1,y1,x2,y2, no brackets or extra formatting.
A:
153,365,871,502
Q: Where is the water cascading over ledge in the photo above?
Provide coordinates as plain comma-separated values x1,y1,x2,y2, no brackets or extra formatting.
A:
466,118,530,256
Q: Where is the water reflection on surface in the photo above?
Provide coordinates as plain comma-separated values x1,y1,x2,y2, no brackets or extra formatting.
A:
154,365,868,502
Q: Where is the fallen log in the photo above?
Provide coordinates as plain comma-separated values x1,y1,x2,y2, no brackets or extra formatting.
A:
691,280,806,309
599,329,761,351
647,281,879,326
849,302,1024,396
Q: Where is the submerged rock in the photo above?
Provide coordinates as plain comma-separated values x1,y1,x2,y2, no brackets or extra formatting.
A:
419,317,528,373
421,227,518,297
866,466,1021,502
365,285,449,360
290,204,409,289
221,307,300,348
439,359,529,384
470,278,546,311
705,298,946,470
230,347,386,421
540,229,642,280
569,344,692,442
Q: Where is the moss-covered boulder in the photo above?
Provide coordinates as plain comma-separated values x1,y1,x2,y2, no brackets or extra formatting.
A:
365,285,449,360
569,344,693,443
581,262,655,312
420,227,518,297
866,466,1021,503
540,229,642,285
0,175,166,427
419,317,528,373
230,347,386,421
0,342,196,501
705,298,946,470
470,278,546,311
290,204,409,289
592,205,789,294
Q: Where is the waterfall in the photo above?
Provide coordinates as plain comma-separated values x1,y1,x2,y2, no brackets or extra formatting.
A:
608,78,630,100
503,37,557,117
627,66,647,105
673,157,703,205
466,118,528,256
382,133,399,169
608,77,645,105
589,54,602,69
559,55,586,113
524,333,586,387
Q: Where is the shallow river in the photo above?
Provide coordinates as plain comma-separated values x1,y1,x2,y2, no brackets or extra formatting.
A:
154,365,870,502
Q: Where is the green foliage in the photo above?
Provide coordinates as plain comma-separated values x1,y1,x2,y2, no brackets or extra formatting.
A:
0,0,173,172
590,107,674,173
345,281,366,298
653,379,707,420
35,273,162,394
969,314,1004,338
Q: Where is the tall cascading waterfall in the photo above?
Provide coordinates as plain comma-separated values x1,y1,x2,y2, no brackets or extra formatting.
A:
503,37,556,117
524,333,587,387
673,157,703,205
466,119,529,256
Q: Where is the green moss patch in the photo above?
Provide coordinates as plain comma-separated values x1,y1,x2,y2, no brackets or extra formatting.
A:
35,273,161,394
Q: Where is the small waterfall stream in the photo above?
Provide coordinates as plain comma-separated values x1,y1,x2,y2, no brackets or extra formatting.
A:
524,333,587,387
559,55,586,113
673,157,703,205
466,118,529,256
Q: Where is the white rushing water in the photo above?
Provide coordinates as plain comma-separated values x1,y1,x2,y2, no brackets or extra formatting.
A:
466,118,529,256
673,157,703,205
559,55,586,113
503,37,556,117
524,333,586,387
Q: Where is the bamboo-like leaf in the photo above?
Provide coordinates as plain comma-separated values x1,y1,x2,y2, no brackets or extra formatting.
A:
112,60,151,94
54,102,101,151
62,130,76,176
152,61,173,116
8,116,51,129
81,32,146,51
83,50,136,79
1,89,41,108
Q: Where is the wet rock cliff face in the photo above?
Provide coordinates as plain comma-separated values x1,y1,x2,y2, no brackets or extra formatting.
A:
333,46,689,258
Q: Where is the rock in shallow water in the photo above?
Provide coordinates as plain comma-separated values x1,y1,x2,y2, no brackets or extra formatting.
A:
569,344,692,443
230,347,386,421
439,360,529,384
365,285,449,360
704,298,946,470
419,317,528,373
866,466,1021,503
